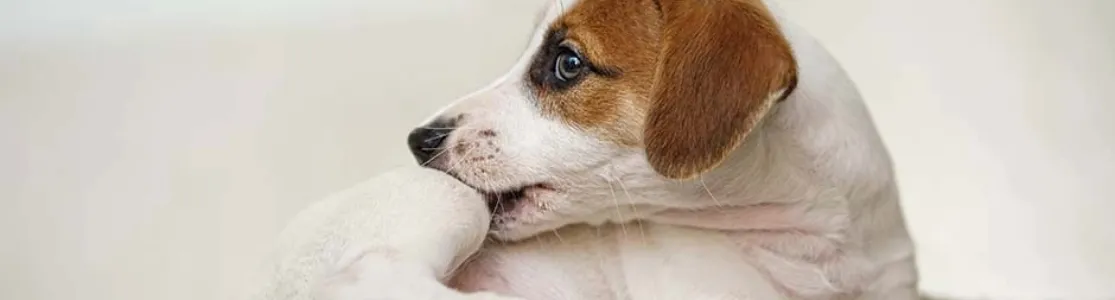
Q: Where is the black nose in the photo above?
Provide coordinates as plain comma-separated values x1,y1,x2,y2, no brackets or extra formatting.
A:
407,119,455,165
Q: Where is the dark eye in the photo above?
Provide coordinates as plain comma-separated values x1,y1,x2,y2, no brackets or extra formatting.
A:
554,48,586,82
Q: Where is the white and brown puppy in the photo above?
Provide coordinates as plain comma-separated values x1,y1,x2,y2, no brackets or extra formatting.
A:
314,0,918,299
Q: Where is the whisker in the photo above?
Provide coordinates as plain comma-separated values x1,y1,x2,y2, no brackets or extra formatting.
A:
615,179,646,242
421,145,453,167
550,228,566,245
420,151,447,167
606,180,628,239
533,234,552,252
699,175,725,209
423,132,450,143
443,142,480,174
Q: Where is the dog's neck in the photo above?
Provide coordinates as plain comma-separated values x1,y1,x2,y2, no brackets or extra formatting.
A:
643,116,850,234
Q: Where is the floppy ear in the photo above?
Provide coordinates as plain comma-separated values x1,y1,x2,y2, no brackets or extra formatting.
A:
644,0,798,180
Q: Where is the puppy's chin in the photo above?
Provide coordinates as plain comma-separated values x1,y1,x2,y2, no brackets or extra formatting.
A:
417,159,567,241
490,219,566,242
485,186,651,242
486,187,573,242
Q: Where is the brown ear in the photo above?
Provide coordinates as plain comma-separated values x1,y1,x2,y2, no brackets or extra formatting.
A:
644,0,798,180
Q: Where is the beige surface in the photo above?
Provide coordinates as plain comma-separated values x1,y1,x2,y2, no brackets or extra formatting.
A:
1,0,1113,299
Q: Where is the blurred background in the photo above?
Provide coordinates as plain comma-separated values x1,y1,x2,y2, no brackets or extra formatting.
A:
2,0,1113,299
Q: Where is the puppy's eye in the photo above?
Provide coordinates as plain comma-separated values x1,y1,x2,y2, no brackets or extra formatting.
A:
554,48,586,82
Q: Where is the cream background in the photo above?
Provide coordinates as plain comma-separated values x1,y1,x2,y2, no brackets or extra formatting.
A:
1,0,1113,299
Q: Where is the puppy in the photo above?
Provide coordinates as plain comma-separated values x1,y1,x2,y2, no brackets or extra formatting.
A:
303,0,919,299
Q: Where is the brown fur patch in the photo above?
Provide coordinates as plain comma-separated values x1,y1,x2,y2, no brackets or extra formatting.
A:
540,0,797,177
530,0,662,146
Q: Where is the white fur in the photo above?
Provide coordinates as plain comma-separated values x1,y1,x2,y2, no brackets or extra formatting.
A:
251,167,500,300
262,0,919,299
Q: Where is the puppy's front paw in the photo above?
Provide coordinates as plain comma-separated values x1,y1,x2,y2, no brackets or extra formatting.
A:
259,167,498,300
359,167,492,278
315,250,524,300
314,249,441,300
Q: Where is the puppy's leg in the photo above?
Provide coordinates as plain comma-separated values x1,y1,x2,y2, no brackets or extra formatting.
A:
317,250,521,300
302,167,521,300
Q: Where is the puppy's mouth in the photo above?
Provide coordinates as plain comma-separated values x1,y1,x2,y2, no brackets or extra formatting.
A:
481,183,553,214
436,169,554,215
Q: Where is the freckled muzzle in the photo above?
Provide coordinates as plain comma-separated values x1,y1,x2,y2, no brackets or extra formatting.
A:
407,117,525,214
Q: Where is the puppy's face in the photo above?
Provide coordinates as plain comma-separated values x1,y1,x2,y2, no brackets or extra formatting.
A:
407,0,797,241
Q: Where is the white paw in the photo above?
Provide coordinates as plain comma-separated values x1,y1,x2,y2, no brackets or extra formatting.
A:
314,250,442,300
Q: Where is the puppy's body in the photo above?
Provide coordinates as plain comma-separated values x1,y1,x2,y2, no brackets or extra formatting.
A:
446,9,916,298
297,0,919,299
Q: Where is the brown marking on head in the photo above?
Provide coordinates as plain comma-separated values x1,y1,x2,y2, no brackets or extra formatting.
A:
527,0,662,146
531,0,797,179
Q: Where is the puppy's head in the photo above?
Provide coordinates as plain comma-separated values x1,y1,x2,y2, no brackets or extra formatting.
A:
406,0,797,241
